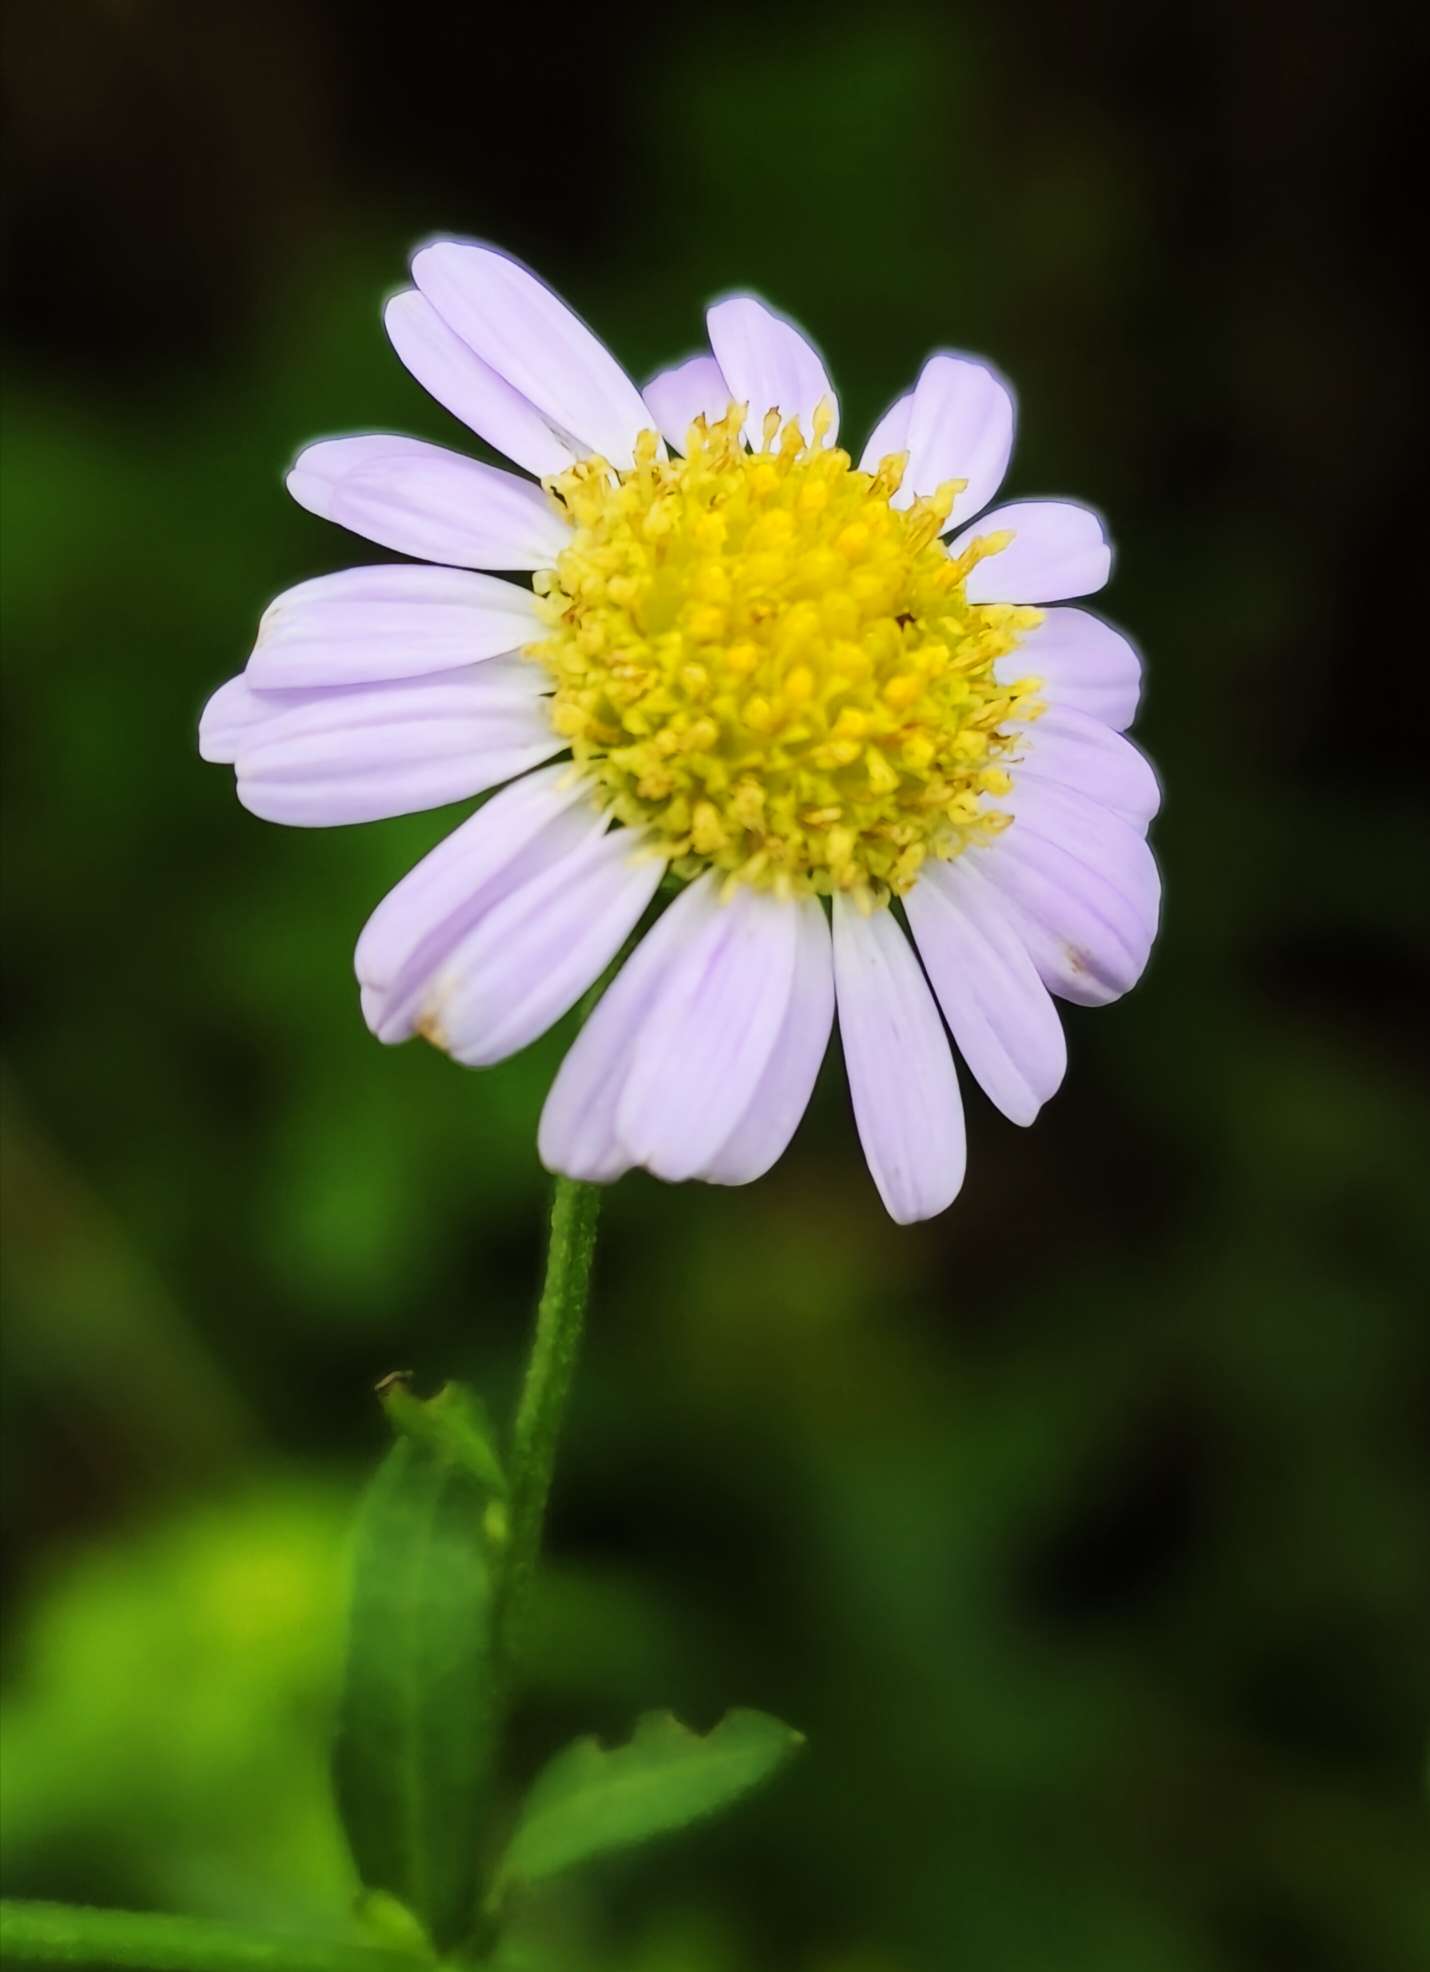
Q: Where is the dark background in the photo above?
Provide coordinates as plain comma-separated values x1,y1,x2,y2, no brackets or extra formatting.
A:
3,3,1428,1968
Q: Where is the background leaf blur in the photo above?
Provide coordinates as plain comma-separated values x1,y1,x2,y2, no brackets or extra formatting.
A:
2,3,1427,1969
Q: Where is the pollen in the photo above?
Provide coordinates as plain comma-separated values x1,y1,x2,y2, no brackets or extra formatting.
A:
527,406,1044,906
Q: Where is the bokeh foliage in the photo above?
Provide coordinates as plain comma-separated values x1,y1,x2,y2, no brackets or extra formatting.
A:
2,2,1427,1968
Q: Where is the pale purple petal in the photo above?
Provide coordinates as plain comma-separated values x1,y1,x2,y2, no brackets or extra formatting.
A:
704,895,834,1185
199,673,296,764
858,391,913,473
356,765,599,1042
905,859,1066,1126
615,883,802,1183
706,296,839,445
1014,706,1161,826
832,898,965,1224
539,877,719,1184
1004,607,1142,731
286,435,569,570
643,354,733,453
232,663,559,826
432,827,665,1067
246,564,543,689
953,500,1112,604
972,816,1160,1007
202,662,538,767
411,242,656,470
992,777,1162,921
858,353,1014,527
384,290,580,480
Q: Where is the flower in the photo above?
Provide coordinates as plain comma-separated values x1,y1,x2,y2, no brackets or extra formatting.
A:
201,242,1160,1224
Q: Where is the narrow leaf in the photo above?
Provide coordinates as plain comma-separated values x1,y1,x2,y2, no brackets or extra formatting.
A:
333,1399,500,1953
494,1709,803,1897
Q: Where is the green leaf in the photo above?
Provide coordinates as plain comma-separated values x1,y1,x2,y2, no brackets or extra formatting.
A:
333,1389,503,1954
493,1709,803,1898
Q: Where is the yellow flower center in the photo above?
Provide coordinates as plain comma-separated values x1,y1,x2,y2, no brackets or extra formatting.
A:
527,405,1043,905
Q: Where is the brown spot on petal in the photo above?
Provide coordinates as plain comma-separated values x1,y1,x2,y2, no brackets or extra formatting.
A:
416,1007,449,1052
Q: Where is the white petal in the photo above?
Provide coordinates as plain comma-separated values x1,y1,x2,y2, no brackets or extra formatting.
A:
972,818,1160,1008
905,859,1066,1126
1004,606,1142,731
355,765,598,1042
230,663,558,826
384,290,579,480
706,295,838,446
287,434,569,570
1014,706,1161,826
704,895,834,1185
433,827,665,1067
643,354,732,453
411,242,655,470
859,353,1014,527
245,564,543,689
539,877,716,1184
832,899,965,1224
615,883,801,1183
953,500,1112,604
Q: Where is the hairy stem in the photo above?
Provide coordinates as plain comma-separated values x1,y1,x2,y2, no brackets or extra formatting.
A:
501,1173,602,1665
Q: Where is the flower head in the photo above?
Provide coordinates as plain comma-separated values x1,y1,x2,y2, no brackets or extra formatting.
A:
533,411,1042,904
201,242,1161,1222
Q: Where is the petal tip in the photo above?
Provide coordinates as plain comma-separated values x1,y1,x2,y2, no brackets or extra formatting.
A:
284,462,332,519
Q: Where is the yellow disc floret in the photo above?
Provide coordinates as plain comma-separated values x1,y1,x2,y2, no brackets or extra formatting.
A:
527,405,1043,906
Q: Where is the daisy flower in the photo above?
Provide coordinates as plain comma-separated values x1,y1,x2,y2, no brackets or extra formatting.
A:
201,243,1160,1223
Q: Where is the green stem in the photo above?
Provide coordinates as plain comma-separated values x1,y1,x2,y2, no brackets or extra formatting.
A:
501,1173,602,1663
0,1901,427,1972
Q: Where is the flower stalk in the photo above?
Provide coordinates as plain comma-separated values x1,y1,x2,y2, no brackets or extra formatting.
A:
501,1172,602,1666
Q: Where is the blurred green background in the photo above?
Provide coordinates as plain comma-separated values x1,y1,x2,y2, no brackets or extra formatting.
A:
3,2,1427,1967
